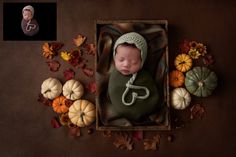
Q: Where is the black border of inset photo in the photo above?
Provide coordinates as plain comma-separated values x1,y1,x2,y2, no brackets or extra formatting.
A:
3,2,57,41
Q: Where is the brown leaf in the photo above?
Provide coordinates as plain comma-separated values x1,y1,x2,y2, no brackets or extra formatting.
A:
103,131,112,138
179,40,190,54
46,60,60,72
83,67,94,77
73,35,86,47
143,134,161,151
190,104,205,120
37,94,52,106
63,68,75,80
59,113,70,126
113,132,133,151
42,42,63,59
84,43,96,55
86,82,96,93
50,42,64,51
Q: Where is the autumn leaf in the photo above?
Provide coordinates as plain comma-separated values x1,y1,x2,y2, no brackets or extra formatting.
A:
46,60,60,72
59,113,70,126
83,67,94,77
42,42,63,59
61,51,72,61
50,42,64,51
86,82,96,93
179,40,190,54
113,132,133,150
203,54,215,66
190,104,205,120
63,68,75,80
69,126,81,137
37,94,52,106
103,131,112,138
132,131,143,141
51,117,61,128
84,43,96,55
73,35,86,47
143,134,161,151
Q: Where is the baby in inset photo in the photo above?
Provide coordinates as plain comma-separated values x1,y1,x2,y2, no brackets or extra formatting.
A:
108,32,160,122
21,5,39,36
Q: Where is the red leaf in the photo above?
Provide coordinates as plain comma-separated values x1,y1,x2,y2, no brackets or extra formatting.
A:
179,40,190,53
63,68,75,80
46,60,60,72
132,131,143,141
51,117,61,128
69,126,81,137
202,54,215,66
84,43,96,55
50,42,64,51
190,104,205,120
83,67,94,77
37,94,52,106
86,82,96,93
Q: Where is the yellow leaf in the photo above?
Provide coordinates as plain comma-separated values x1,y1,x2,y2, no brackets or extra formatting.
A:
61,51,72,61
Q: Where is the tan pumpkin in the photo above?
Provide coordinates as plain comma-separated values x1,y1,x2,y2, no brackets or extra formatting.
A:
63,79,84,100
174,54,192,72
41,77,62,100
169,70,185,87
68,100,96,127
52,96,69,113
171,88,191,110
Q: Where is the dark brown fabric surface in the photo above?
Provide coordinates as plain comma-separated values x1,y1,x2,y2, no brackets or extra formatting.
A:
1,0,236,156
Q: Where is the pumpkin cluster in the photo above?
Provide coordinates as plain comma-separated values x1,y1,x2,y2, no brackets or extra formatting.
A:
170,40,218,110
40,77,96,127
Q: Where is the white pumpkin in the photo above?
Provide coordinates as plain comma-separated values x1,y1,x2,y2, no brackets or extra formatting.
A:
171,88,191,110
68,100,96,127
63,79,84,100
41,77,62,100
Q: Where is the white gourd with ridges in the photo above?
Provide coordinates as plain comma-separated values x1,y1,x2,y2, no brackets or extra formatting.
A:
171,88,191,110
41,77,62,100
68,100,96,127
63,79,84,100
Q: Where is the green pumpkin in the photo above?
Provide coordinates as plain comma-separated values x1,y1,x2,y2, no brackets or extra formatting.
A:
185,66,217,97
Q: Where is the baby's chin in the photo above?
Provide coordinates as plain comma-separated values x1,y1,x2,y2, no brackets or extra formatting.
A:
118,70,133,76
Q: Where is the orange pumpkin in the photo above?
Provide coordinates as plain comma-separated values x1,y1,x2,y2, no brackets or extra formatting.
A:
170,70,185,87
174,54,192,72
52,96,69,113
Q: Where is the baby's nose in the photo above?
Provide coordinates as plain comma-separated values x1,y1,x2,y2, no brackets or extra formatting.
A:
123,61,130,67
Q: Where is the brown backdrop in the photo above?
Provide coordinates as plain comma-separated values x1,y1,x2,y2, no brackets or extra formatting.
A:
1,0,236,156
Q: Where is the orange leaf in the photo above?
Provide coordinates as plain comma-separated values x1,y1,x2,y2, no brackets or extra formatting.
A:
84,43,96,55
73,34,86,47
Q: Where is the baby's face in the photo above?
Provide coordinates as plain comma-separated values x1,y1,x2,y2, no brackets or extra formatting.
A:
114,45,142,75
23,10,32,21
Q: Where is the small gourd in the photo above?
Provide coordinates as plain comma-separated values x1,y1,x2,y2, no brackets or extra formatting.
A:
169,70,185,87
68,100,96,127
174,54,192,72
171,88,191,110
52,96,69,113
185,66,217,97
41,77,62,100
63,79,84,100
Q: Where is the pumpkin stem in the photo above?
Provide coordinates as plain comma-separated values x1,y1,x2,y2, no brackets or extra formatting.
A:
44,89,51,94
198,81,204,87
80,112,85,122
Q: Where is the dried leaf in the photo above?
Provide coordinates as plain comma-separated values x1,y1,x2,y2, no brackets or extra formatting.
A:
42,42,63,59
203,54,215,66
190,104,205,120
179,40,190,54
46,60,60,72
83,67,94,77
86,82,96,93
69,126,81,137
113,132,133,150
61,51,72,61
84,43,96,55
73,35,86,47
143,134,161,151
63,68,75,80
51,117,61,128
103,131,112,138
37,94,52,106
132,131,143,141
59,113,70,126
65,99,73,108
